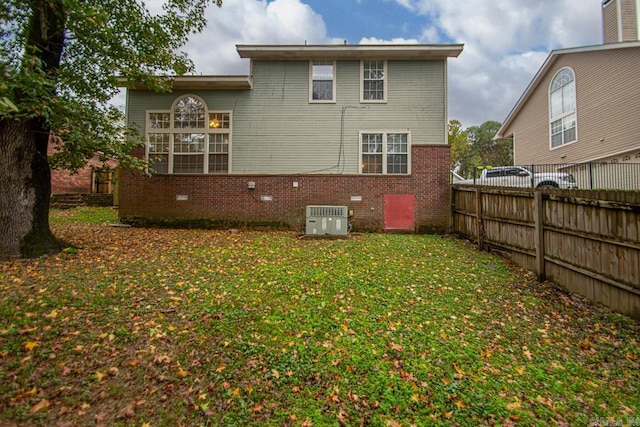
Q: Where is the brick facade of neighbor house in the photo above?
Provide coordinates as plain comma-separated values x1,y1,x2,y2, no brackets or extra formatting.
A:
48,143,117,196
49,142,93,195
118,145,451,233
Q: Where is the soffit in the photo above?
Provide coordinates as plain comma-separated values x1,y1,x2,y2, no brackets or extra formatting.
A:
236,44,464,60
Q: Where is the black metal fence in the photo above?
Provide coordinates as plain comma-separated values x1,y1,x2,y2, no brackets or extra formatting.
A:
457,163,640,190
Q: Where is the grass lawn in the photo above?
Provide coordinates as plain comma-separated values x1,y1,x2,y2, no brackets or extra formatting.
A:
1,207,639,426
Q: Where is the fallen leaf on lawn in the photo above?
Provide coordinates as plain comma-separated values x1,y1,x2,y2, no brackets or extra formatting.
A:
390,343,404,352
215,365,225,373
24,341,39,352
272,369,280,379
116,404,135,419
506,397,521,411
29,399,50,414
18,326,37,334
535,395,553,407
154,355,171,364
95,412,106,426
551,361,564,370
337,408,348,425
177,368,187,377
96,371,106,381
231,388,240,397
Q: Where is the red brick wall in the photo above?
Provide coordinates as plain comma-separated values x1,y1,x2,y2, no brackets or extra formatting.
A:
48,142,117,195
118,145,451,232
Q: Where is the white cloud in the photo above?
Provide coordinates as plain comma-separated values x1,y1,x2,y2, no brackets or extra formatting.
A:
359,37,420,44
388,0,602,127
180,0,341,75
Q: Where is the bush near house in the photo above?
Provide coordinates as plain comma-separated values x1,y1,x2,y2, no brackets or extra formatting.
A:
0,208,638,426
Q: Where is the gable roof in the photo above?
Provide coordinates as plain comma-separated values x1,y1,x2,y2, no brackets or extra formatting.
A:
494,40,640,140
236,44,464,60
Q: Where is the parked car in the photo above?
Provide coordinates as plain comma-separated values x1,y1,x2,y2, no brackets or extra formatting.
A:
459,166,578,189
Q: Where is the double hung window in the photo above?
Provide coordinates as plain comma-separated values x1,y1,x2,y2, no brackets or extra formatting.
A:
310,60,336,102
146,95,230,174
361,60,387,102
361,132,409,174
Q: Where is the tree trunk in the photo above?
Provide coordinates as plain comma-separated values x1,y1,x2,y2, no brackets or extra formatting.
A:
0,117,62,260
0,0,67,259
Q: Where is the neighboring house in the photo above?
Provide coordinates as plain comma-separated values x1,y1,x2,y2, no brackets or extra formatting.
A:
494,0,640,190
48,142,117,197
118,43,463,232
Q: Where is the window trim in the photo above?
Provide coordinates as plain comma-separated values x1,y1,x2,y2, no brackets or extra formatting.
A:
548,67,578,150
360,60,388,103
145,94,232,174
309,60,336,103
359,130,411,175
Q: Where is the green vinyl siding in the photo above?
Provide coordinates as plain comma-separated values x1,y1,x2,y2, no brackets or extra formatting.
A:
126,59,446,175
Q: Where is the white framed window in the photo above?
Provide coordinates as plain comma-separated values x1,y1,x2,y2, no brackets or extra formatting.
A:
309,60,336,102
145,95,231,174
549,68,577,149
360,131,410,174
361,60,387,102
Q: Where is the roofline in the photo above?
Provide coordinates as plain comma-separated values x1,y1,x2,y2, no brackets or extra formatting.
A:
236,44,464,60
116,75,252,90
494,40,640,140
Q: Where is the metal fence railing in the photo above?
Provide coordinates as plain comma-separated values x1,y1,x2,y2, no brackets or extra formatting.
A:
457,163,640,190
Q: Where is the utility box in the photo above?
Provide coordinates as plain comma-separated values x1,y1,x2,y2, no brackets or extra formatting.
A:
305,205,349,236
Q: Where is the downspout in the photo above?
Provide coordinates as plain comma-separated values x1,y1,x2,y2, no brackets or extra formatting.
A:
444,58,449,145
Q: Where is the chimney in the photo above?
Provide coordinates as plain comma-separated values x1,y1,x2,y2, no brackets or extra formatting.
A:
602,0,639,43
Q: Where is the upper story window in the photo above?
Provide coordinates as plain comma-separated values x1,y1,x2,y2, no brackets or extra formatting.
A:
361,60,387,102
147,95,231,174
360,131,409,174
549,68,577,149
310,60,336,102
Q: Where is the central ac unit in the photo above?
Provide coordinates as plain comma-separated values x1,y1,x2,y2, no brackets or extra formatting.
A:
305,205,349,236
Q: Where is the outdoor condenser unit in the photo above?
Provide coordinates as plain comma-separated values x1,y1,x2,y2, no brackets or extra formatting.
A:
305,205,349,236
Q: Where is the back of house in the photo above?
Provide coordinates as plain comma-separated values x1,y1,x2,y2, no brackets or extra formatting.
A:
119,43,463,232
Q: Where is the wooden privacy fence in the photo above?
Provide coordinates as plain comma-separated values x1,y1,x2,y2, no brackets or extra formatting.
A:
451,186,640,320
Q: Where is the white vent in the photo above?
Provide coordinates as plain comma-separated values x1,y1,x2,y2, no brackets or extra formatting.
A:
305,205,348,236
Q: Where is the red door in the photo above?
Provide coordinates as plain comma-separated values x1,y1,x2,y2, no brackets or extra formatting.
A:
384,194,415,230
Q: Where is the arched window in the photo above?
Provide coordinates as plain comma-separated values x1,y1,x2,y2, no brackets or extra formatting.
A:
146,95,231,174
549,68,577,148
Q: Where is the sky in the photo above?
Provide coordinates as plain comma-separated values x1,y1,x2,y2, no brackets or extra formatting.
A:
139,0,604,129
